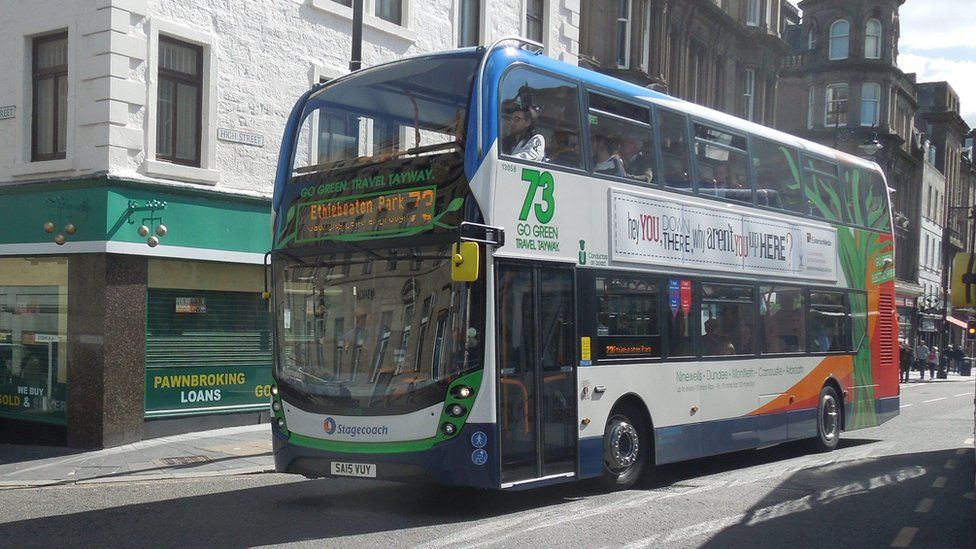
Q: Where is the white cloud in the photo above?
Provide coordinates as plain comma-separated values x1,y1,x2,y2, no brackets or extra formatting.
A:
899,53,976,129
898,0,976,53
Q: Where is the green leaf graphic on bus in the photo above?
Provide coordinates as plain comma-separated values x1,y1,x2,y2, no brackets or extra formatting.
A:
781,146,894,429
519,168,555,224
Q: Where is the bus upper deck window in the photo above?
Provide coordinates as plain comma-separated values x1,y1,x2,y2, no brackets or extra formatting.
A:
499,67,582,168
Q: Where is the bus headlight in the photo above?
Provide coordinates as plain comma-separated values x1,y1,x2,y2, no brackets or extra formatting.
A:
271,385,279,396
452,385,473,399
441,422,457,436
276,417,286,428
447,403,466,417
272,401,282,412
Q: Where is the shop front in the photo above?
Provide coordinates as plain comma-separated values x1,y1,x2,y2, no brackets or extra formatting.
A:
0,178,272,447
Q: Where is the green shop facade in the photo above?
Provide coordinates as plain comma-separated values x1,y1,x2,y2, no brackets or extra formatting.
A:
0,177,274,447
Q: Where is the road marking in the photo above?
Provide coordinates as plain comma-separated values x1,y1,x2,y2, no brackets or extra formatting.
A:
890,527,918,548
966,438,974,445
914,498,934,513
944,459,956,469
964,492,975,501
900,403,914,408
932,476,948,488
954,392,973,397
922,397,946,403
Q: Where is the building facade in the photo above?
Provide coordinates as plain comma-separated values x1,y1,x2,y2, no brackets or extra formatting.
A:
0,0,579,447
578,0,791,126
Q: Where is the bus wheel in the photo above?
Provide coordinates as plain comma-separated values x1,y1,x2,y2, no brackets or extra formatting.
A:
599,404,647,490
813,385,841,452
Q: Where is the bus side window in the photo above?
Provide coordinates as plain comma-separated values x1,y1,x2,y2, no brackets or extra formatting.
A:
694,122,751,204
498,67,582,168
760,287,806,354
657,109,692,191
586,92,656,184
802,156,843,222
841,162,891,231
752,139,804,213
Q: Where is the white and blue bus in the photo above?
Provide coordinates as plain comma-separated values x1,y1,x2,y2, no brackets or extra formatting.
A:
268,39,899,490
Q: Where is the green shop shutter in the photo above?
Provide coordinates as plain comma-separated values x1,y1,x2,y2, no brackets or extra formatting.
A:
144,289,273,417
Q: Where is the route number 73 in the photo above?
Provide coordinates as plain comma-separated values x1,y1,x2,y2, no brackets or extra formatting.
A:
518,168,555,224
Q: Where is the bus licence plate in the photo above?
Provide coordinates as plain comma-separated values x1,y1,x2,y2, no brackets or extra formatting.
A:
331,461,376,478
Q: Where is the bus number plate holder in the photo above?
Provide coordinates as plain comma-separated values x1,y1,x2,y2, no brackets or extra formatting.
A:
331,461,376,478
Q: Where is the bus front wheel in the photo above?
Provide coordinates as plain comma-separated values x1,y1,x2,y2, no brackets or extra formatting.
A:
812,385,841,452
599,404,647,490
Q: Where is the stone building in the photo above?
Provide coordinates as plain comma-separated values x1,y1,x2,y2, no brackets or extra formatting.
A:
915,82,974,345
578,0,792,126
0,0,581,447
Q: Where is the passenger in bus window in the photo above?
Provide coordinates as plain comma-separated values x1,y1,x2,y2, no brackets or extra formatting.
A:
702,318,735,355
618,134,654,182
593,134,625,177
502,103,546,161
549,130,580,167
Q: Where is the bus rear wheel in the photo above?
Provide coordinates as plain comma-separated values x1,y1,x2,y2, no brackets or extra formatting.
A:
812,385,841,452
599,404,647,490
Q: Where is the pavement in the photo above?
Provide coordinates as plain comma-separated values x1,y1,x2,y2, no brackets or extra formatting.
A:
0,372,972,489
0,423,275,488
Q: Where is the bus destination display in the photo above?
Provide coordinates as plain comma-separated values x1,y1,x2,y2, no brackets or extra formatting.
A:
294,186,436,242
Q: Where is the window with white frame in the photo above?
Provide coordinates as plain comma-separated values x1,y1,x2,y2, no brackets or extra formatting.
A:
641,1,652,71
861,83,880,126
743,69,755,121
865,19,881,59
458,0,480,47
825,83,849,127
157,36,203,166
808,24,817,50
526,0,544,43
375,0,402,25
616,0,632,67
746,0,760,26
807,86,816,129
829,20,849,60
31,32,68,162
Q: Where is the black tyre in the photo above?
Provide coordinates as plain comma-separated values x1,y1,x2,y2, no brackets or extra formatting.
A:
599,403,648,490
812,385,841,452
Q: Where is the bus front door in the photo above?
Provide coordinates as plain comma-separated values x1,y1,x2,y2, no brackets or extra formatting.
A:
496,263,577,485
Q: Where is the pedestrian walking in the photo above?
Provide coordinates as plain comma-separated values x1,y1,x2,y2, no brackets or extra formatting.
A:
927,346,938,380
914,341,929,380
899,340,913,383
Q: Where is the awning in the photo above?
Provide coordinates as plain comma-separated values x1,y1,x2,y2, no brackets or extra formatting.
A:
946,316,967,329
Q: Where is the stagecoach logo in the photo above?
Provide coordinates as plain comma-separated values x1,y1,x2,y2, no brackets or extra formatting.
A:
322,417,391,437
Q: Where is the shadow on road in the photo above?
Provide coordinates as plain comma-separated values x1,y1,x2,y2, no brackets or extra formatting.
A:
699,447,975,548
1,440,969,548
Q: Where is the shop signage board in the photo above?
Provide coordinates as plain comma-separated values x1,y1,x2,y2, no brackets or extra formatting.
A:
144,364,273,417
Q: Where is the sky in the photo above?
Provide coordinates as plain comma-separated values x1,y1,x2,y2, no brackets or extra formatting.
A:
789,0,976,129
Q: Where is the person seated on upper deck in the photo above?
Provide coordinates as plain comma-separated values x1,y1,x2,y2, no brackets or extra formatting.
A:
592,134,625,177
618,134,654,183
549,130,580,167
502,102,546,161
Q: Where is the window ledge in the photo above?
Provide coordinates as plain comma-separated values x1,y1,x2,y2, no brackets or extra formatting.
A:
9,158,75,177
308,0,417,44
143,159,220,185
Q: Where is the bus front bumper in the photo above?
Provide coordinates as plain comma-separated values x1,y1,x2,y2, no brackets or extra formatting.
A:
272,422,498,488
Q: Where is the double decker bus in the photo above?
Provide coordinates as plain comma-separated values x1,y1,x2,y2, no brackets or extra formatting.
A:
268,39,898,490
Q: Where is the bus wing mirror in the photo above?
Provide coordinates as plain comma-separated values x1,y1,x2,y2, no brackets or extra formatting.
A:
451,242,480,282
